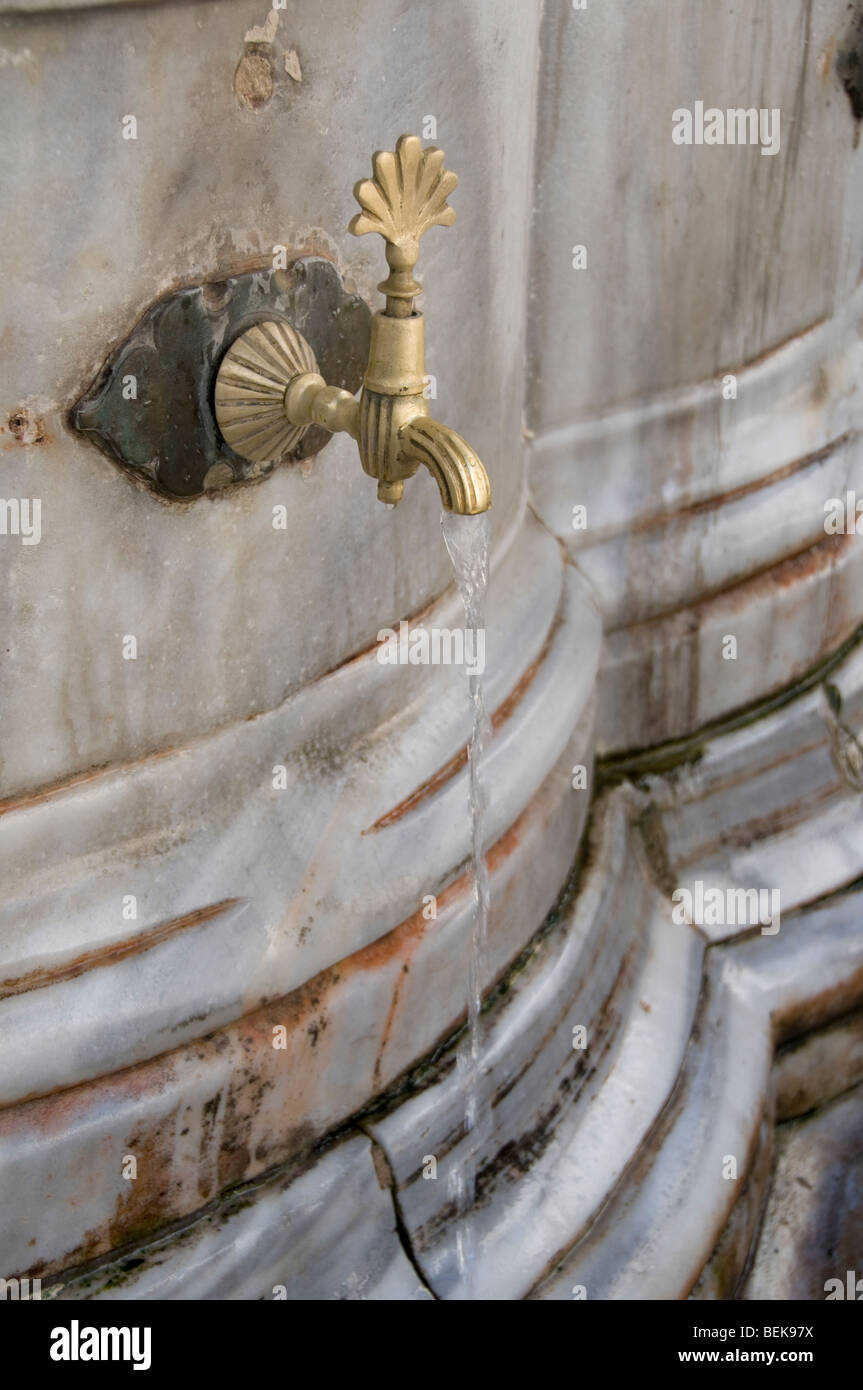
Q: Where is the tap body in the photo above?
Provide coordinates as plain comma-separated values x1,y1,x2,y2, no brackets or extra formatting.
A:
214,136,491,515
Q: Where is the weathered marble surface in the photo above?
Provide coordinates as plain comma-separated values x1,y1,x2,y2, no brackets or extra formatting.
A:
743,1082,863,1301
30,619,863,1300
596,529,863,752
528,0,863,752
0,516,600,1111
369,788,704,1300
533,284,863,566
638,635,863,932
528,0,863,426
0,0,597,1290
0,526,600,1277
53,1133,434,1301
0,0,541,796
536,885,863,1300
4,0,863,1302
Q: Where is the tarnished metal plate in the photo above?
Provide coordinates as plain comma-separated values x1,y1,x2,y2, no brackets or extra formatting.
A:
70,256,371,498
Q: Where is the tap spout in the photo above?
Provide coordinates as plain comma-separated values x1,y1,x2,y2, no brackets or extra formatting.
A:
398,416,492,515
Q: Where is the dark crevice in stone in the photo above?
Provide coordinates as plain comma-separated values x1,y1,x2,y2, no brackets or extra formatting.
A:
358,1127,439,1300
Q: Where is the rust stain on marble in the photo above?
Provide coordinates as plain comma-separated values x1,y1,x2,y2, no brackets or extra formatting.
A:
0,900,240,1002
9,797,534,1278
0,743,185,820
3,407,48,447
630,432,855,535
628,529,854,635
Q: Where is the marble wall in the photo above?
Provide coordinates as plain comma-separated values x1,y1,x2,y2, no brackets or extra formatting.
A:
2,0,862,1298
528,0,863,752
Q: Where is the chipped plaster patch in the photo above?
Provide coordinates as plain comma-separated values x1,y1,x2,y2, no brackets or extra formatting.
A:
244,9,279,46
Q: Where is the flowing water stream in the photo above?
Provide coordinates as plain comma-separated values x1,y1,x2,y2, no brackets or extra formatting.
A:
440,509,492,1299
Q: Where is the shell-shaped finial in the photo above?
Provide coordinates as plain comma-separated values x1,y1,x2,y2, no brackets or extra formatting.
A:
349,134,457,260
214,321,317,465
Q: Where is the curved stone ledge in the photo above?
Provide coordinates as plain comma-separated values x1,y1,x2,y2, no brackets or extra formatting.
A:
774,1011,863,1123
48,784,692,1300
367,787,703,1300
29,580,863,1299
0,730,589,1280
42,646,863,1299
574,431,863,632
531,279,863,545
53,1132,435,1302
596,527,863,753
531,627,863,1299
634,631,863,928
534,884,863,1299
0,510,600,1278
0,510,600,1108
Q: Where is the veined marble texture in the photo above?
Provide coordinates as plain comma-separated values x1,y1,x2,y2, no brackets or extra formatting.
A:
0,514,600,1278
3,0,863,1302
48,619,863,1298
0,0,540,797
527,0,863,754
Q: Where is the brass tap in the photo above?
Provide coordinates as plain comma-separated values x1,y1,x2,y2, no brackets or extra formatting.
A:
214,135,492,515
